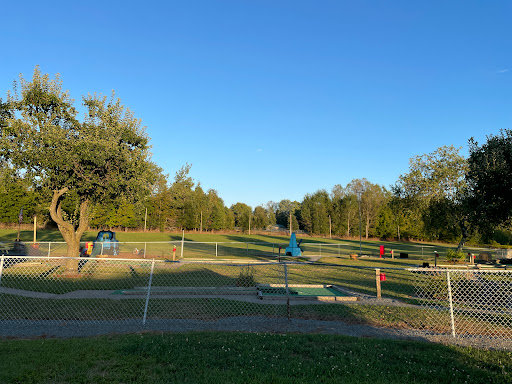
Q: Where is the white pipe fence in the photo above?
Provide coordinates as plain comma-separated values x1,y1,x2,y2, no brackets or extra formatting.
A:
0,240,495,262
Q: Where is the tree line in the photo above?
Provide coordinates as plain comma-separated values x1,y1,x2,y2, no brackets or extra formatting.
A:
2,67,512,268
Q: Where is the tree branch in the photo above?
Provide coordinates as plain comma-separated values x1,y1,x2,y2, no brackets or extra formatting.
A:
49,187,74,236
76,199,90,239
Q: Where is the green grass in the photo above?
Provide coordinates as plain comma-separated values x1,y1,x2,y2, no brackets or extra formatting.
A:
0,229,492,262
0,332,510,383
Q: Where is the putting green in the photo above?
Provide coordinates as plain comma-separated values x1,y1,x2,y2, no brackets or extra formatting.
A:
258,286,347,297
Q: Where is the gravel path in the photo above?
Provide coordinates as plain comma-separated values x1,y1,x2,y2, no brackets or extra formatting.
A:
2,317,511,350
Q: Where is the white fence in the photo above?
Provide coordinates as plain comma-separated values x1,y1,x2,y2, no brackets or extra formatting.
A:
0,240,452,260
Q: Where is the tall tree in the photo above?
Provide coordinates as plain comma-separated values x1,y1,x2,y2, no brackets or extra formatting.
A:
0,67,155,273
300,190,331,235
148,171,171,231
168,163,195,230
275,199,300,231
361,183,387,239
332,183,358,237
466,130,512,237
394,145,468,248
231,202,252,231
252,206,269,230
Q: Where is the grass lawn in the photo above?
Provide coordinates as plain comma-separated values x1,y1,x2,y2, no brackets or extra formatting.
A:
0,332,510,383
0,229,492,263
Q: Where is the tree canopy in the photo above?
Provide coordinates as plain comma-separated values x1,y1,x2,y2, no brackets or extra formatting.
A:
0,67,156,272
467,130,512,235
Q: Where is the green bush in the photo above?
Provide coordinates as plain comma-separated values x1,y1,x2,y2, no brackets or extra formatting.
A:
236,265,255,287
445,249,465,263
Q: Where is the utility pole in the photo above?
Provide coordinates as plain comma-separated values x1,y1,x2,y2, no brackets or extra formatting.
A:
356,190,364,256
289,211,292,235
248,210,251,235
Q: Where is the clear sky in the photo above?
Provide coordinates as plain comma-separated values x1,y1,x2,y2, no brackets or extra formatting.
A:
2,1,511,208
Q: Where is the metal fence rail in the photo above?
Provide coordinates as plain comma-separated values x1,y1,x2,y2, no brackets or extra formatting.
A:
0,240,449,260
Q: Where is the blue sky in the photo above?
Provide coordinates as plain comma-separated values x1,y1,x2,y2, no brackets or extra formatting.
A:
2,1,511,208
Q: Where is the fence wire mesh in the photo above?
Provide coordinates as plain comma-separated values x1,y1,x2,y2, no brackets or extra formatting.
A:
411,268,512,339
0,256,511,342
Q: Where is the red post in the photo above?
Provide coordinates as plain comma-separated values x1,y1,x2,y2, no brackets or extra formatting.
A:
379,245,385,258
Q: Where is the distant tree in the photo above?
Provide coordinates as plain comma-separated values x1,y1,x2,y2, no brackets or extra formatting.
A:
252,206,268,229
204,189,227,230
0,171,38,223
375,203,394,239
169,164,195,230
224,206,235,230
300,190,331,235
148,171,171,231
275,199,300,231
265,201,276,227
0,67,155,273
231,202,252,231
332,183,358,237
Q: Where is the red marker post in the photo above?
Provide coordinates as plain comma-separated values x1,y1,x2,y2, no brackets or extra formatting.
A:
173,245,177,261
379,245,385,259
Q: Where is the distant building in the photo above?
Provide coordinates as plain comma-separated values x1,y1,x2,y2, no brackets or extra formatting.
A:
269,224,287,232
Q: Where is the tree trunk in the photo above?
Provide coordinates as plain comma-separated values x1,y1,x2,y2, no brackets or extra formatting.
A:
456,221,469,252
49,188,90,275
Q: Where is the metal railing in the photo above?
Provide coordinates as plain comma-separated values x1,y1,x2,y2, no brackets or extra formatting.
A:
0,240,495,262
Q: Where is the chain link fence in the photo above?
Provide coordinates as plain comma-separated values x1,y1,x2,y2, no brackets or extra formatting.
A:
412,268,512,339
0,256,510,342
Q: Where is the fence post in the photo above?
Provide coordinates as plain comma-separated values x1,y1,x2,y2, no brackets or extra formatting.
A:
216,243,218,257
48,242,51,259
246,243,249,255
319,244,322,256
446,271,456,338
338,244,340,256
375,269,382,300
181,230,184,259
143,260,155,325
144,242,147,258
0,255,4,285
284,263,290,320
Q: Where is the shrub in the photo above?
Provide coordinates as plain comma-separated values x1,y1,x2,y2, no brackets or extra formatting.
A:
236,265,256,287
445,249,465,263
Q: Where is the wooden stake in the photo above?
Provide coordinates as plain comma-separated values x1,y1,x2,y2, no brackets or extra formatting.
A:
376,269,382,300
